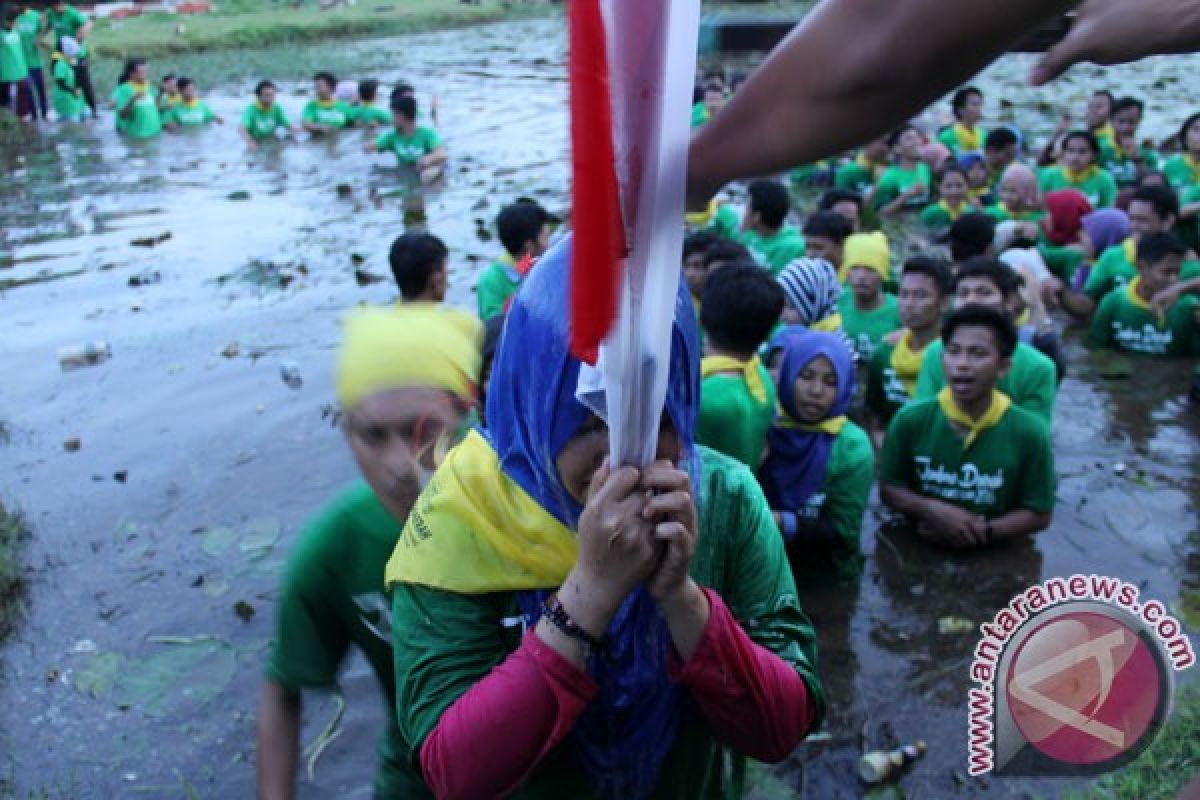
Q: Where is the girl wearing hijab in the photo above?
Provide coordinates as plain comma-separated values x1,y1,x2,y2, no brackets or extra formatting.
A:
1035,188,1094,284
759,331,873,584
50,36,84,122
387,235,824,800
1059,208,1131,318
777,257,844,331
987,163,1044,223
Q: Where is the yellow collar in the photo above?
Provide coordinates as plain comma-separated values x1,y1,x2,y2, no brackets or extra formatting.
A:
938,199,969,220
1094,123,1116,144
953,122,982,152
811,313,842,333
889,330,928,395
701,354,769,404
128,81,149,93
182,98,200,109
937,387,1011,450
316,98,335,108
1064,164,1099,184
255,101,272,112
1124,276,1162,322
777,412,847,436
1123,237,1137,265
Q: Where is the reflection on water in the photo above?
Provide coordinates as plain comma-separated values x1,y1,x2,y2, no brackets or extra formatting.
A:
0,17,1197,800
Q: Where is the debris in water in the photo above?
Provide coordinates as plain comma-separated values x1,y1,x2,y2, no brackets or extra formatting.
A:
859,740,927,784
58,341,112,371
64,437,81,452
336,183,354,199
72,639,98,654
937,616,975,636
130,232,172,248
217,259,307,291
227,190,251,201
1113,462,1127,476
474,218,493,242
280,361,303,389
350,252,366,266
127,270,162,287
355,267,385,286
220,341,240,358
233,600,256,621
113,470,128,483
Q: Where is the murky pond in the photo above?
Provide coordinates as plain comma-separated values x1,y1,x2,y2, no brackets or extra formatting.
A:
1,16,1197,799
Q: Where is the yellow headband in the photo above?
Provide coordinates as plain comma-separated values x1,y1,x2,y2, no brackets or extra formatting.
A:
840,231,890,282
336,307,482,409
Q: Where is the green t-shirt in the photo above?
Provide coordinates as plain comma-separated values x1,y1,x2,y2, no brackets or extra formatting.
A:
984,204,1045,224
915,340,1056,428
375,126,441,165
739,224,806,276
302,99,353,129
872,163,933,211
881,399,1056,519
837,292,902,361
163,99,216,128
1099,143,1160,187
241,101,289,141
391,446,825,800
866,337,934,425
268,481,430,799
834,160,875,194
1087,288,1199,357
15,9,41,68
46,5,87,41
919,201,972,231
690,102,709,128
0,30,27,82
1038,241,1088,283
1084,241,1200,303
937,124,984,156
476,257,520,321
353,103,392,127
1162,154,1200,192
702,203,740,240
50,58,83,121
1037,165,1118,209
111,82,162,139
697,365,777,468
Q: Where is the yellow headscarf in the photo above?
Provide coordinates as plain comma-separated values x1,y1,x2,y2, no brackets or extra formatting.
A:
336,306,482,409
937,387,1012,450
840,231,890,283
889,330,927,396
702,354,769,403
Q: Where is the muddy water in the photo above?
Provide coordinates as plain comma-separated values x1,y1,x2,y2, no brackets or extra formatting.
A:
0,17,1197,799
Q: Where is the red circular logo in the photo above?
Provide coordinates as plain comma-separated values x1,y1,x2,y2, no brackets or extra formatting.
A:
1005,612,1163,766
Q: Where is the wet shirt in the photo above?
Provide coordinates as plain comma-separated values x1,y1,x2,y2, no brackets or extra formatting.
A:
353,103,392,126
1084,241,1200,303
915,340,1056,428
837,293,902,361
302,98,353,129
739,224,806,276
696,364,777,468
375,125,441,165
0,30,27,82
46,5,87,41
872,163,933,211
15,9,41,69
50,58,83,120
241,101,289,140
163,99,216,128
111,82,162,139
1088,288,1199,357
476,258,520,321
866,339,921,425
268,481,431,799
391,446,824,800
1037,165,1118,208
1099,142,1159,187
881,399,1056,519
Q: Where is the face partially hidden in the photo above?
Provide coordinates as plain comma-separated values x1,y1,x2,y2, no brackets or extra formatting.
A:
1112,106,1141,141
943,325,1009,407
955,277,1015,317
805,235,841,266
344,387,465,525
555,414,682,505
849,265,882,306
1187,122,1200,156
999,173,1024,210
683,252,707,297
1128,199,1171,238
899,272,942,331
791,355,839,424
832,201,861,232
1086,94,1112,129
1138,254,1183,297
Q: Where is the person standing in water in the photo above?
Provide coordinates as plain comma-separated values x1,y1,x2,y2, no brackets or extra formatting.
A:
364,94,446,182
162,77,223,130
112,57,162,139
49,35,84,123
43,0,93,115
240,80,292,149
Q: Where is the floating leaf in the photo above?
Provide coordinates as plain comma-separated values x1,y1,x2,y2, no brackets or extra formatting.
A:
240,518,281,559
73,651,124,698
226,190,251,201
111,638,236,716
233,600,256,621
201,526,236,557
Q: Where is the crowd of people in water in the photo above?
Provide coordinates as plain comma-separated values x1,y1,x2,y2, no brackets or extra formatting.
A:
6,4,1200,797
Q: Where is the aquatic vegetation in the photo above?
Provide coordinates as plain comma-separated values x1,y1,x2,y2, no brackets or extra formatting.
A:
0,502,30,646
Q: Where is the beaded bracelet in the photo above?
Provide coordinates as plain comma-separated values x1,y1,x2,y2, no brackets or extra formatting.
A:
542,595,606,653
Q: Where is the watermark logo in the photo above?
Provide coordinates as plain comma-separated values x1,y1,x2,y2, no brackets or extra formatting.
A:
967,574,1194,777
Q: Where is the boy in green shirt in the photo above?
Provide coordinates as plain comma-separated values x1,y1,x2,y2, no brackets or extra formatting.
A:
366,94,446,180
936,86,985,156
257,306,480,800
882,305,1055,549
837,231,900,361
873,125,933,216
1088,232,1200,357
919,164,976,232
14,3,44,119
352,79,391,128
1163,113,1200,192
915,257,1058,428
239,80,292,148
475,200,551,321
162,77,222,129
1100,97,1159,188
867,256,951,445
111,57,161,139
0,10,30,117
739,179,806,275
801,210,852,275
302,71,353,134
834,135,889,195
697,263,784,468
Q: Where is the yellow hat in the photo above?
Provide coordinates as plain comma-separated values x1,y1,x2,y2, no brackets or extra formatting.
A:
840,231,890,283
336,306,482,409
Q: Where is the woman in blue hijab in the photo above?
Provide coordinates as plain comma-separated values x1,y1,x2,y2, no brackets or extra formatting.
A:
759,331,875,583
388,234,824,799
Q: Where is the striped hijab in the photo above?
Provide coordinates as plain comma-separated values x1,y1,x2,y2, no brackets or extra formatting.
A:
777,258,842,326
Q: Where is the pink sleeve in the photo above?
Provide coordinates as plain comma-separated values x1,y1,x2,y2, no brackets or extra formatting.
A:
668,588,816,763
419,631,598,800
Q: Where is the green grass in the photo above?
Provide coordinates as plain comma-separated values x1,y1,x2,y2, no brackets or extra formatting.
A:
88,0,552,60
1066,684,1200,799
0,501,30,646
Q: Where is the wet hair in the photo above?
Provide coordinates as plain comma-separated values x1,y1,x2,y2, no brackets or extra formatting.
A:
1179,112,1200,149
393,82,415,97
1137,232,1188,266
949,213,996,262
901,255,952,297
984,127,1018,152
496,200,550,259
358,79,379,103
802,210,853,243
953,255,1020,298
313,71,337,89
818,188,863,213
746,179,790,229
692,85,705,105
887,124,920,149
700,263,786,355
683,230,719,261
942,305,1017,359
177,77,194,92
702,239,753,270
1130,185,1180,222
388,232,448,300
254,80,277,98
1062,130,1101,157
951,87,982,119
1111,96,1145,117
390,93,417,120
118,58,147,85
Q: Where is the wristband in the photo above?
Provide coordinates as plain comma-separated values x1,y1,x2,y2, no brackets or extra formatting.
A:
542,595,605,653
